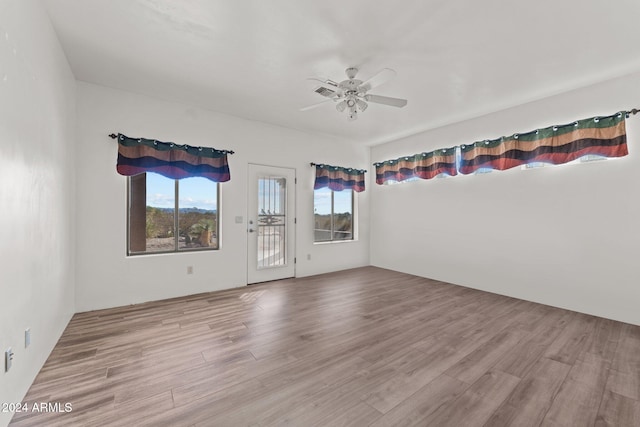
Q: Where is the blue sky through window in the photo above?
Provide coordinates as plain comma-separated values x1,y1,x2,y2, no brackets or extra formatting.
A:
146,173,217,211
314,187,352,215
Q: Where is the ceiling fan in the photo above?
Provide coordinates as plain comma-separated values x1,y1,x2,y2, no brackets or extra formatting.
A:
301,67,407,121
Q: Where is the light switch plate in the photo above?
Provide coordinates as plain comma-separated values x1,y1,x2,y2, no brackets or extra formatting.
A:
5,348,13,372
25,328,31,348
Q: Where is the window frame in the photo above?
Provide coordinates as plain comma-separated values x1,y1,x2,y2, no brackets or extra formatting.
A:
522,154,610,170
313,188,355,243
126,173,220,256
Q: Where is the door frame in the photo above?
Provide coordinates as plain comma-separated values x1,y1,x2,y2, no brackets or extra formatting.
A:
246,163,296,284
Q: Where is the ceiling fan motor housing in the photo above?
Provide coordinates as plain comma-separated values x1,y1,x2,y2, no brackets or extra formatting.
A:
339,79,363,93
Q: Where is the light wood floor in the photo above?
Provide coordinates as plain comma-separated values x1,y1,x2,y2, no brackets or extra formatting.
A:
10,267,640,426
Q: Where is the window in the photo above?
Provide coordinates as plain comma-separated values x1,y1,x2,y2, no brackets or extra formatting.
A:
382,176,421,185
128,172,219,255
314,188,354,242
523,155,609,170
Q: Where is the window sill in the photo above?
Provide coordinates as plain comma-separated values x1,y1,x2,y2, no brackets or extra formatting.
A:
313,239,358,245
127,248,219,257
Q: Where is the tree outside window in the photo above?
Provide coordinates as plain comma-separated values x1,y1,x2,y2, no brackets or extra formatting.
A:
128,173,219,255
313,187,354,242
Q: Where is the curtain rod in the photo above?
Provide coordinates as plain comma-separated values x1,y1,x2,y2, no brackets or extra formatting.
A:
310,162,367,172
108,133,234,154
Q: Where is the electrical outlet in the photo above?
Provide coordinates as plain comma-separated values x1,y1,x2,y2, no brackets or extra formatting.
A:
187,266,193,275
307,254,311,260
5,348,14,372
25,328,31,348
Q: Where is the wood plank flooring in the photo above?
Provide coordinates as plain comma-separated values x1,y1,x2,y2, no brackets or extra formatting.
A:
9,266,640,426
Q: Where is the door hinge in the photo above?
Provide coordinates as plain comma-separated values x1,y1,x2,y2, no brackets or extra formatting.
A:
294,257,297,264
295,178,297,184
294,217,297,224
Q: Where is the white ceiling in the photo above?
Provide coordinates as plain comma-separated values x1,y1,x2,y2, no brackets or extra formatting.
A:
42,0,640,145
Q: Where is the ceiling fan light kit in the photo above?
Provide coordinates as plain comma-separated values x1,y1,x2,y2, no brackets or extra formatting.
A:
302,67,407,121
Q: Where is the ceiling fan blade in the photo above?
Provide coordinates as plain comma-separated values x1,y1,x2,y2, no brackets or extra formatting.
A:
365,94,407,108
360,68,397,92
307,77,338,88
300,98,335,112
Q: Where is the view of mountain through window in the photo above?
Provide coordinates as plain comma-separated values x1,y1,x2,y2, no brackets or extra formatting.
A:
128,173,219,254
314,188,353,242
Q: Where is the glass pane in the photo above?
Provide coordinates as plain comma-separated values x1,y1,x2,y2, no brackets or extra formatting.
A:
257,177,286,268
140,173,176,253
178,177,218,250
313,187,332,242
333,190,353,240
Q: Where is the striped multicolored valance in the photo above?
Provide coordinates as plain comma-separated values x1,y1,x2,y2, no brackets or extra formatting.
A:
313,163,366,192
459,112,628,174
115,133,232,182
374,148,458,184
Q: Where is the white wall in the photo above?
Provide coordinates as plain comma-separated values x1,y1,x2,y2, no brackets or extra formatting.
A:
0,1,76,425
75,82,370,312
371,71,640,326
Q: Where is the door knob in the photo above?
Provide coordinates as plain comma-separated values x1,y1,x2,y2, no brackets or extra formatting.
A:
248,228,255,233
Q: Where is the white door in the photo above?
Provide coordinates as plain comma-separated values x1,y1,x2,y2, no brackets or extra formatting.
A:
247,164,296,284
